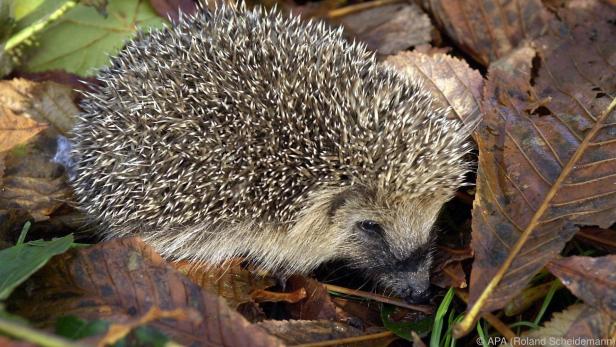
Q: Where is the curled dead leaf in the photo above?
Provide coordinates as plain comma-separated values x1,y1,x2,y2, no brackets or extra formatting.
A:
458,0,616,336
385,51,483,126
502,304,614,346
335,3,433,55
420,0,551,66
172,259,276,308
0,107,47,153
9,238,284,347
0,78,78,134
547,255,616,319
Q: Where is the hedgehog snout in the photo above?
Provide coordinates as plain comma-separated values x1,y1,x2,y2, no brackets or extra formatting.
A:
388,270,432,304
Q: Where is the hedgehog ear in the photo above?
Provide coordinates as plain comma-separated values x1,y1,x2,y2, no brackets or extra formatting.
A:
327,188,354,218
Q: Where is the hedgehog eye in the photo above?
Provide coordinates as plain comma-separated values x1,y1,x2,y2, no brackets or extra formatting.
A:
358,220,383,236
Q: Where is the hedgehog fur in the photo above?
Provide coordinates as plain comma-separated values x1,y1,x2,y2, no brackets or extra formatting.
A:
71,3,478,302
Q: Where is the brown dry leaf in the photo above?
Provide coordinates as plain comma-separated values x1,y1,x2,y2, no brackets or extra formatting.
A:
0,78,78,134
252,288,307,304
100,307,202,346
503,304,614,346
0,152,4,179
149,0,198,24
285,275,338,321
463,0,616,328
172,259,276,308
432,262,468,289
547,255,616,318
504,280,562,317
335,3,433,55
385,51,483,126
332,297,384,328
257,320,367,346
420,0,551,66
431,246,473,289
9,238,283,347
0,107,47,153
0,137,71,220
0,336,38,347
0,78,77,220
575,227,616,253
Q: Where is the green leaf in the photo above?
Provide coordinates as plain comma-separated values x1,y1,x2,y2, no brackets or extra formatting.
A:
12,0,46,20
21,0,165,76
55,316,109,340
0,233,74,300
381,305,433,341
132,326,172,347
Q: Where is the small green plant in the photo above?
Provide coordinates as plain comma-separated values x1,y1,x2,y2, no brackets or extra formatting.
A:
430,287,455,347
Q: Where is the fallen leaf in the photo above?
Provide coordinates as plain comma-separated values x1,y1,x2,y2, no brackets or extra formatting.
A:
0,107,46,152
251,288,307,304
285,275,338,321
0,335,38,347
149,0,198,24
432,262,468,289
420,0,551,66
331,297,383,328
100,306,201,347
503,304,614,346
172,259,276,309
0,78,78,134
385,51,483,126
9,238,284,347
574,227,616,253
12,70,99,94
0,79,76,220
335,3,433,55
465,0,616,322
257,320,369,346
503,280,562,317
547,255,616,318
431,246,472,289
0,140,71,220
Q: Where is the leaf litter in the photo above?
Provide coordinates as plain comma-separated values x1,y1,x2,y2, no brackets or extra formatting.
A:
0,0,615,346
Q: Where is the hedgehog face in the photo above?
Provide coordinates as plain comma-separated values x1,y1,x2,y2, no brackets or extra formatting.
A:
331,187,448,303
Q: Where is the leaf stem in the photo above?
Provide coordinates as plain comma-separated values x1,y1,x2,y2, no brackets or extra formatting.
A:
291,330,395,347
324,283,433,313
4,0,77,52
326,0,402,19
0,317,88,347
453,97,616,337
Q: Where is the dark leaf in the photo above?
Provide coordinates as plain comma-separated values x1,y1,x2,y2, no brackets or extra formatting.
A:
9,238,284,347
420,0,551,65
547,255,616,318
466,0,616,319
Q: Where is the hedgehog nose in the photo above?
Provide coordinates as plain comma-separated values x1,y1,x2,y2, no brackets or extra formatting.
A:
404,287,432,304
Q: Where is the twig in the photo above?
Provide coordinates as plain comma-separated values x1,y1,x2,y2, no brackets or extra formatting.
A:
324,283,433,314
326,0,402,19
291,330,395,347
455,290,517,344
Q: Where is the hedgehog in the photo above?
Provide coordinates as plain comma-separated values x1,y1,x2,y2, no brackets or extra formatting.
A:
71,3,478,303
